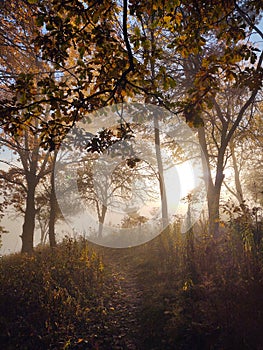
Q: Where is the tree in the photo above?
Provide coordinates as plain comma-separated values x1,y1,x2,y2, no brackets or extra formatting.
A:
0,0,56,252
76,141,158,237
0,0,42,80
132,1,263,235
1,0,263,240
77,155,132,237
48,149,58,247
127,1,263,235
220,107,262,207
172,20,263,235
34,151,82,246
1,1,262,120
0,124,51,253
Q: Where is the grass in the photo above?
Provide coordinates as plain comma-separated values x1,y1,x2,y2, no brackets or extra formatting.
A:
0,237,116,349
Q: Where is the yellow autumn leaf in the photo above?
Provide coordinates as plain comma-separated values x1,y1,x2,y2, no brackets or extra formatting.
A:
175,13,182,25
163,16,171,23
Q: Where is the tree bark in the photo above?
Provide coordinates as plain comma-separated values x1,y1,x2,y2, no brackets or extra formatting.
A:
198,126,224,237
48,151,57,247
154,113,169,228
207,185,221,237
21,179,37,253
98,204,107,238
185,200,197,282
230,139,244,205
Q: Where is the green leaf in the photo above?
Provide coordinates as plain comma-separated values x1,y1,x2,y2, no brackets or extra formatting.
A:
46,23,54,31
36,16,44,27
79,46,85,59
168,77,177,88
134,26,140,37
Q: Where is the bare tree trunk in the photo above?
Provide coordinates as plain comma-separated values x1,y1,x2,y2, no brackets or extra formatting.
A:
98,204,107,238
207,185,221,237
230,139,244,205
198,126,224,237
48,174,57,247
21,179,37,253
48,150,57,247
185,200,197,282
38,216,47,245
147,17,169,229
154,113,169,228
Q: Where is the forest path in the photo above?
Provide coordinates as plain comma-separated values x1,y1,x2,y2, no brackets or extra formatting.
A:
101,249,144,350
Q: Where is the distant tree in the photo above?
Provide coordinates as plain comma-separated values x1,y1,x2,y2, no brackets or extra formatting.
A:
0,0,55,252
34,151,82,246
121,211,148,229
0,123,51,253
222,108,263,208
77,149,157,237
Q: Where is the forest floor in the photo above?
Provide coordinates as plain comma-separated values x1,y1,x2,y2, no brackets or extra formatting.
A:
99,245,176,350
1,235,263,350
101,250,143,349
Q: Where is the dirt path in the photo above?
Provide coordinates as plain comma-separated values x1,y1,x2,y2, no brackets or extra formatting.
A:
102,251,144,350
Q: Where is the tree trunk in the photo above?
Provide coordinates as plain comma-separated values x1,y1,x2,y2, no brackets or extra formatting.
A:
147,20,169,229
98,204,107,238
154,113,169,228
185,201,197,282
198,126,224,237
38,216,47,246
208,153,225,236
48,178,57,247
21,181,37,253
207,185,221,237
48,151,57,247
230,139,244,205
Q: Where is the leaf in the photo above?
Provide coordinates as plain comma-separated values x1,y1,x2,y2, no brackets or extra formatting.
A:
36,16,44,27
175,13,182,26
134,26,140,37
79,46,85,59
163,15,172,24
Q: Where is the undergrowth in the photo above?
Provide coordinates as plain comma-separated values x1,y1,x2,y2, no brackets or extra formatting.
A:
0,237,118,350
1,214,263,350
134,222,263,350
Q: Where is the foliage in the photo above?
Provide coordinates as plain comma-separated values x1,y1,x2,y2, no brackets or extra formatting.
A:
223,200,263,251
0,238,113,349
133,219,263,350
1,0,262,136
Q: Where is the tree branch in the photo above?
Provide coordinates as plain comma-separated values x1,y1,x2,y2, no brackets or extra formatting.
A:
123,0,134,72
235,3,263,40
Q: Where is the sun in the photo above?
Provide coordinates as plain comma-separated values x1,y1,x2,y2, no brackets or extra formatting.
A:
165,160,204,216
